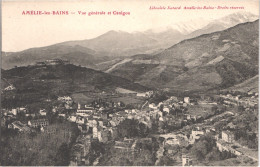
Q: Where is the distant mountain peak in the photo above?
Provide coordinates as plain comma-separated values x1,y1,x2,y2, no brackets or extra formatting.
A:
218,11,258,25
170,18,210,34
104,30,129,35
228,11,258,17
186,12,258,39
145,26,177,34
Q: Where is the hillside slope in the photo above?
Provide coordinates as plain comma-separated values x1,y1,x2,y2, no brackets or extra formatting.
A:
108,20,259,92
2,45,108,69
226,75,259,93
187,12,258,39
61,30,163,57
1,64,148,107
2,12,257,70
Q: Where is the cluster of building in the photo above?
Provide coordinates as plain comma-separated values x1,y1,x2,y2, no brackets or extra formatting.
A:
70,135,92,166
146,96,201,131
136,91,154,97
6,118,49,132
157,123,247,165
8,121,31,132
2,89,257,166
1,105,51,132
69,95,197,146
41,124,72,140
159,126,214,154
220,92,258,108
4,85,16,91
69,95,206,165
68,102,130,143
2,107,27,116
2,107,29,128
35,59,70,66
216,130,242,156
68,96,194,165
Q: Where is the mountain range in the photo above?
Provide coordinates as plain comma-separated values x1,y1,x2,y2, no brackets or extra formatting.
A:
106,20,259,92
58,11,259,58
1,12,258,93
187,12,258,38
2,12,258,70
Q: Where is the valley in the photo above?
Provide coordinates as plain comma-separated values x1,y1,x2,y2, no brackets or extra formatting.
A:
0,11,259,167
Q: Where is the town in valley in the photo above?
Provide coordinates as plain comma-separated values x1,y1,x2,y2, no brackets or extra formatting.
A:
1,59,258,166
0,10,259,166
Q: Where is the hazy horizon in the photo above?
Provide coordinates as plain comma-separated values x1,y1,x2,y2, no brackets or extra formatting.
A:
2,0,259,52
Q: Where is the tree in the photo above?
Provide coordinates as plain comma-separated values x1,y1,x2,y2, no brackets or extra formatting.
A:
236,105,245,113
118,157,132,166
89,140,105,165
117,119,139,138
157,155,175,166
151,120,159,133
191,148,205,161
55,143,70,166
191,135,216,161
16,112,27,122
133,150,154,166
221,150,234,159
138,122,149,137
205,148,221,161
183,67,189,72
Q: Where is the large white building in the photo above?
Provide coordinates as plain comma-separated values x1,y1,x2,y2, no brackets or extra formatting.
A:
77,103,96,116
222,130,235,143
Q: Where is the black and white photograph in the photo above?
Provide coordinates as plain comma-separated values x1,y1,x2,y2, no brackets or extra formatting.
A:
0,0,259,166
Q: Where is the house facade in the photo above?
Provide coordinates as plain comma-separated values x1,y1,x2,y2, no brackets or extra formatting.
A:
222,130,235,143
28,119,49,128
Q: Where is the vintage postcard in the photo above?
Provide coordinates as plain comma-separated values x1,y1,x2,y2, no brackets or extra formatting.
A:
0,0,259,166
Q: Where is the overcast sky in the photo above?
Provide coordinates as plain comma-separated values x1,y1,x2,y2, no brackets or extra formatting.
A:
2,0,259,52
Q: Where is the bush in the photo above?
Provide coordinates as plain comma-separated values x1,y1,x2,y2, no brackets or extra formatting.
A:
117,119,150,138
191,135,219,161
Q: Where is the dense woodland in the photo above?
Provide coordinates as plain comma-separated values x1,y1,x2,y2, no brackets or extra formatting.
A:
0,122,79,166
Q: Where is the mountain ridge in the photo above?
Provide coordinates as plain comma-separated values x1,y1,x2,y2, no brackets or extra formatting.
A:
107,20,259,92
2,12,257,70
1,63,149,95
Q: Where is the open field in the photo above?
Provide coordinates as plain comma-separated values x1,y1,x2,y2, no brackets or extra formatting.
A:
71,93,94,104
72,91,145,106
110,95,145,105
186,103,216,117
